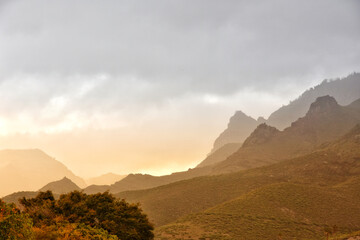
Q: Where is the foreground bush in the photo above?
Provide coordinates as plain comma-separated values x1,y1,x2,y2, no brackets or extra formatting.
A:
0,199,34,240
20,191,154,240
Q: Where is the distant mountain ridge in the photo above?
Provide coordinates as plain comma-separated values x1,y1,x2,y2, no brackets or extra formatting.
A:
0,149,86,197
267,72,360,129
214,96,360,173
205,73,360,158
86,173,127,186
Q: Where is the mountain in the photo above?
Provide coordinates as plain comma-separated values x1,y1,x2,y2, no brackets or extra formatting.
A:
209,111,264,153
0,149,86,197
117,124,360,228
213,96,360,173
39,177,81,194
86,173,127,185
267,72,360,130
206,73,360,156
196,143,241,168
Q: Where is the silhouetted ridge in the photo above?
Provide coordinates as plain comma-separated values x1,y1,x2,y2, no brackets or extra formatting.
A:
242,124,279,147
267,73,360,129
0,149,86,197
210,111,261,153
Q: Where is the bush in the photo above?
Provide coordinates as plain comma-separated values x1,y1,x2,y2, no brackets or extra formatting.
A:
20,191,154,240
0,199,34,240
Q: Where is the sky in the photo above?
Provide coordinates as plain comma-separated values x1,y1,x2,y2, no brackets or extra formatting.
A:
0,0,359,177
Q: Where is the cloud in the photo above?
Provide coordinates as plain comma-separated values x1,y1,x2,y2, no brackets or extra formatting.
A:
1,0,359,92
0,0,359,175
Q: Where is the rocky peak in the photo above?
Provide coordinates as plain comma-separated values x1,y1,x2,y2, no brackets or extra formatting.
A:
227,111,257,129
306,95,339,117
257,116,266,123
242,123,280,147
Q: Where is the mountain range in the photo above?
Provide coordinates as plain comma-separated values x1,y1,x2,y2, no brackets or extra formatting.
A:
203,72,360,166
0,149,86,197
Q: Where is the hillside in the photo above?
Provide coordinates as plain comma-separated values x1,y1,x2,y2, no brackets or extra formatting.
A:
156,181,360,240
0,149,86,197
116,124,360,227
39,177,81,194
213,96,360,173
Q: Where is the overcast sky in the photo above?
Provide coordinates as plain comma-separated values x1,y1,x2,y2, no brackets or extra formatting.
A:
0,0,359,177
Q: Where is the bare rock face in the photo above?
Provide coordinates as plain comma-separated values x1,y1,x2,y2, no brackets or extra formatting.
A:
305,95,340,117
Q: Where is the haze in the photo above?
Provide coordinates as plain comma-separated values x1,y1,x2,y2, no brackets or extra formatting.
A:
0,0,359,177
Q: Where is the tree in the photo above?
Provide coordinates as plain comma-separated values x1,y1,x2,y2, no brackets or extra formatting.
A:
20,191,154,240
0,199,34,240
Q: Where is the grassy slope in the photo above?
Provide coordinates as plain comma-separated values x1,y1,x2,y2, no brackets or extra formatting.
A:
156,181,360,240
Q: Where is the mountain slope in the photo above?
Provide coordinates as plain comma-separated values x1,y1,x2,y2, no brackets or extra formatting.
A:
213,96,360,173
196,143,241,168
116,124,360,227
39,177,81,194
0,149,86,197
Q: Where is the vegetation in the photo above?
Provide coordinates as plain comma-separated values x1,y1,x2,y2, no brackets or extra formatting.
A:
0,199,34,240
1,191,154,239
19,190,154,240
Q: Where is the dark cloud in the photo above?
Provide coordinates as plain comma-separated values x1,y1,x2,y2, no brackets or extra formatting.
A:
0,0,359,95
